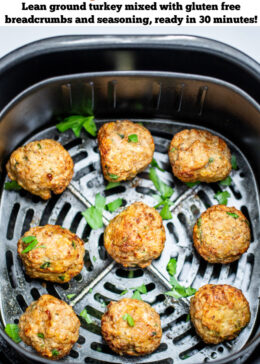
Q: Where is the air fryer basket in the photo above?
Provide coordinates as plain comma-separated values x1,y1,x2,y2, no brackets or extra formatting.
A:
0,70,259,364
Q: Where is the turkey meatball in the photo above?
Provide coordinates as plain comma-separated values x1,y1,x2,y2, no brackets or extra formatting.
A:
190,284,250,344
101,298,162,356
18,225,85,283
98,120,154,182
193,205,250,264
168,129,231,183
19,294,80,359
6,139,74,199
104,202,165,268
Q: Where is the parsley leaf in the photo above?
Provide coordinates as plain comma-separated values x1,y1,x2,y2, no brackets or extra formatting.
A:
160,201,172,220
105,182,120,190
95,193,106,212
56,115,96,138
37,333,44,339
80,308,92,324
185,181,200,188
106,198,123,212
219,176,232,186
82,193,106,230
21,236,39,254
186,314,191,322
120,289,128,296
40,262,50,269
122,313,135,327
132,290,142,300
226,212,239,219
108,173,119,180
231,155,237,170
214,191,231,205
5,324,21,343
59,275,65,281
52,349,59,357
167,258,177,276
131,284,147,294
4,181,22,191
149,167,173,200
128,134,138,143
151,158,165,172
22,236,37,244
67,294,76,300
197,218,202,227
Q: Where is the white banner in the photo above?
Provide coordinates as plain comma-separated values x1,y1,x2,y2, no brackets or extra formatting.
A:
1,0,260,26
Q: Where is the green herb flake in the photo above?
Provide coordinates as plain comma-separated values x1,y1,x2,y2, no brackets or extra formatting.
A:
149,167,173,200
40,262,50,269
231,155,238,170
152,331,157,336
93,256,97,262
108,173,119,180
132,290,142,300
52,349,59,357
117,133,124,139
5,324,21,343
37,143,42,149
58,275,65,281
128,134,138,143
151,158,165,172
226,212,239,219
186,314,191,322
167,258,177,276
122,313,135,327
128,270,134,278
67,293,76,300
22,236,37,244
214,191,231,205
165,286,197,299
185,181,200,188
170,147,176,152
208,157,214,163
80,308,92,324
197,218,202,227
82,193,104,230
88,288,93,294
132,284,147,294
120,289,128,296
106,198,123,213
160,201,172,220
21,236,39,254
56,114,96,138
72,241,76,249
105,182,120,190
219,176,232,186
4,181,22,191
37,333,44,339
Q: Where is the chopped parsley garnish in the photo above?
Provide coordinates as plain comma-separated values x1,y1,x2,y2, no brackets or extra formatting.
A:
80,308,92,324
105,182,120,190
197,218,202,227
37,143,42,149
67,293,76,300
106,198,123,212
5,324,21,343
58,275,65,281
117,133,124,139
208,157,214,163
149,168,173,200
151,158,165,172
52,349,59,357
88,288,93,293
132,290,142,300
131,284,147,294
219,176,232,186
186,314,191,322
4,181,22,191
231,155,238,170
226,212,239,219
21,236,39,254
37,333,44,339
185,181,200,188
128,134,138,143
82,193,106,230
56,114,96,138
120,289,128,296
93,256,97,262
214,191,231,205
170,147,176,152
160,201,172,220
40,262,50,269
165,258,196,299
166,258,177,276
122,313,135,327
128,270,134,278
72,241,76,249
108,173,119,180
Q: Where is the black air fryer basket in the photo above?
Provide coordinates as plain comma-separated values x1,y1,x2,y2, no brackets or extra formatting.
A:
0,35,259,364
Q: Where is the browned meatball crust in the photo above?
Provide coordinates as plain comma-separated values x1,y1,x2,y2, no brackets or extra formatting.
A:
193,205,250,264
98,120,154,182
168,129,231,183
19,294,80,359
6,139,74,200
190,284,250,344
18,225,85,283
104,202,165,268
101,298,162,356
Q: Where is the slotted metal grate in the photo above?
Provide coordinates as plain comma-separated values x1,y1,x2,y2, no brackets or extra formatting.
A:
0,120,259,364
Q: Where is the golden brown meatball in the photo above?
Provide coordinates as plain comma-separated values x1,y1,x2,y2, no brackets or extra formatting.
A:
6,139,74,200
19,294,80,359
98,120,154,182
190,284,250,344
17,225,85,283
101,298,162,356
104,202,165,268
168,129,231,183
193,205,250,264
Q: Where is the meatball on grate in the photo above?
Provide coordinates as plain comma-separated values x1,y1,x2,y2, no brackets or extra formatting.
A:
193,205,250,264
104,202,165,268
6,139,74,199
101,298,162,356
168,129,231,183
18,225,85,283
98,120,154,182
190,284,250,344
19,294,80,359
